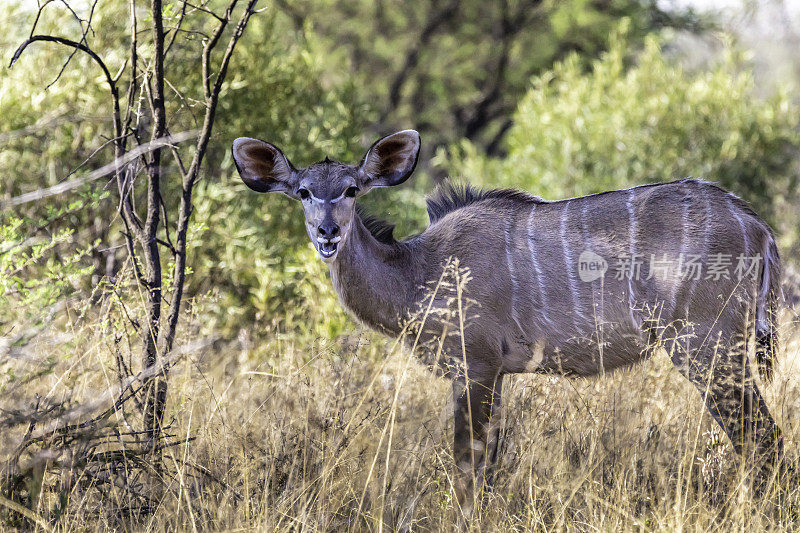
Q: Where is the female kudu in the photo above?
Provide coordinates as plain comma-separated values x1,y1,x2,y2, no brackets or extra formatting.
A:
232,130,783,517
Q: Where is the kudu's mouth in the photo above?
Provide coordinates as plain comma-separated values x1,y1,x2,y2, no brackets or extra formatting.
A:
316,236,341,261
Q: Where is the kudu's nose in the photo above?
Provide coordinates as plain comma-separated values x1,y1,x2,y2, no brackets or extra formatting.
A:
318,222,339,238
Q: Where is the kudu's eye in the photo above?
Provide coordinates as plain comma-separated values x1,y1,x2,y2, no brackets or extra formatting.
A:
298,188,310,200
345,186,359,198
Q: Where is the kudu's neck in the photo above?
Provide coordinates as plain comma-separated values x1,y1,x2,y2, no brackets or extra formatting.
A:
329,214,421,335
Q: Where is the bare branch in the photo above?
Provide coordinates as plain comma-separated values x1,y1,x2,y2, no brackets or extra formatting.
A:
164,0,188,56
123,0,139,137
158,192,176,255
202,0,239,99
10,35,116,95
163,0,259,354
44,1,99,89
184,1,225,23
28,0,55,38
10,32,130,228
2,131,198,208
6,338,215,447
156,238,176,254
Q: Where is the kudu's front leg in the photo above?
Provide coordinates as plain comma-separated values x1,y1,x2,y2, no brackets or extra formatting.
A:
452,372,503,520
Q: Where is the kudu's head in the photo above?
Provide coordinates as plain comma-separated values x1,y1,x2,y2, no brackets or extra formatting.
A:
232,130,420,263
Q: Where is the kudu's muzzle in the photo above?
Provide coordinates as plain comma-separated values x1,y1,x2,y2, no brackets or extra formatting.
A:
317,220,340,259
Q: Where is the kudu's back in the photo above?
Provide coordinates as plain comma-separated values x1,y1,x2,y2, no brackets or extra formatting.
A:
419,178,779,379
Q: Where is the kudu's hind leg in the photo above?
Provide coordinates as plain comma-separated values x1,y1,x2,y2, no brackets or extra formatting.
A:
452,372,503,519
703,374,783,460
666,331,783,467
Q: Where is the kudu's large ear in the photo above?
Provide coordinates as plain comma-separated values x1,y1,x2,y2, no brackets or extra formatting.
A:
232,137,298,197
357,130,420,190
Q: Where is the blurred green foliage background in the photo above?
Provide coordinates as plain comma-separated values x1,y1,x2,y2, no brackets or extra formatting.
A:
1,0,799,340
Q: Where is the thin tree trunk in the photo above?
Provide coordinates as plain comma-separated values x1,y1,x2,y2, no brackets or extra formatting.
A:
141,0,168,447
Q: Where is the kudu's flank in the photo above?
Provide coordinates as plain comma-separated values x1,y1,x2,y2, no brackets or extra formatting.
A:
232,130,783,517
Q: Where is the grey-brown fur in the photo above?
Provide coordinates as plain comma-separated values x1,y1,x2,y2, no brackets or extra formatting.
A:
232,130,783,519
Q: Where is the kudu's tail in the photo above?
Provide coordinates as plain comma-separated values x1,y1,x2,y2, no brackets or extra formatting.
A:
755,235,781,384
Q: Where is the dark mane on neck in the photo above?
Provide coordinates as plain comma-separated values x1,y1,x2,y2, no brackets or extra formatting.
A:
355,204,397,245
426,181,541,223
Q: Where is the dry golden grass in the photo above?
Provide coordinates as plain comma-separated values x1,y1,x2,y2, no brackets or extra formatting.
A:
4,297,800,532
